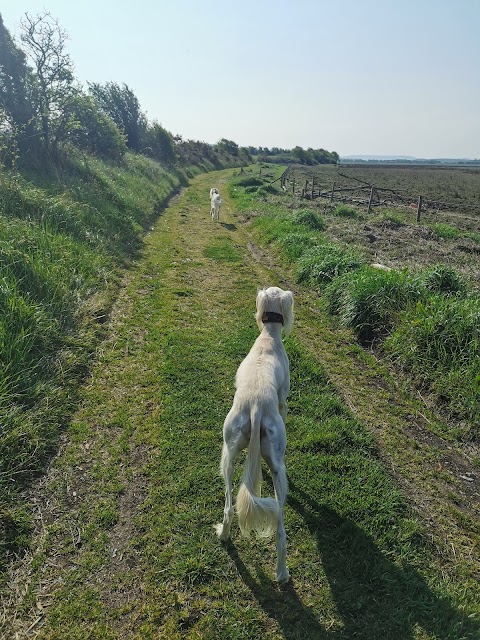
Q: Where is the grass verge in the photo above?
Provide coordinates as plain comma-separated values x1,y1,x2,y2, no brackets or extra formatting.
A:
1,168,478,638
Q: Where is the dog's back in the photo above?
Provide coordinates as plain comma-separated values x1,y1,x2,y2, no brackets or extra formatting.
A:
234,332,288,404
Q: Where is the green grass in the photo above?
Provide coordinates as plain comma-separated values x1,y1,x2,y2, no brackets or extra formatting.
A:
291,209,326,231
297,244,363,284
0,151,186,574
332,204,358,218
4,169,477,638
325,267,426,341
1,166,479,639
430,222,461,239
386,295,480,436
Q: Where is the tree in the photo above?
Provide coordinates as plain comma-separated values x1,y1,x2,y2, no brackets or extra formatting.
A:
67,92,127,159
291,146,308,164
0,13,37,161
19,11,77,153
88,82,147,151
0,14,32,129
216,138,239,156
142,121,176,165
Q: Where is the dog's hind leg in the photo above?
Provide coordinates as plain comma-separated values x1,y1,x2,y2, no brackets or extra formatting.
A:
215,441,236,540
262,416,289,582
272,462,289,582
215,411,248,541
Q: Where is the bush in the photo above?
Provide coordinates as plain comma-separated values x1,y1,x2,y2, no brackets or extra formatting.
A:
68,94,127,159
297,244,362,285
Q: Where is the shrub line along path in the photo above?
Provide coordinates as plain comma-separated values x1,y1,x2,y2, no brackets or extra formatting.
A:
2,169,479,639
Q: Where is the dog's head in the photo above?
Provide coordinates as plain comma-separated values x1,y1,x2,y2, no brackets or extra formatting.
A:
255,286,294,337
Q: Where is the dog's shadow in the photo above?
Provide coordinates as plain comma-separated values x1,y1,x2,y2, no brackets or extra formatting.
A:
219,222,237,231
225,540,328,640
226,478,480,639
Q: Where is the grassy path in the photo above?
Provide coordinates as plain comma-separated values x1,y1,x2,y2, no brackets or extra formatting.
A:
3,170,479,639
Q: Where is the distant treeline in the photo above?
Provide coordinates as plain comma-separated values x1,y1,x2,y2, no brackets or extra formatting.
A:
341,159,480,166
249,146,339,166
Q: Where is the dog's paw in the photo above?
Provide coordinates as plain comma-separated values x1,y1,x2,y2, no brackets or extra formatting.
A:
213,523,230,541
275,568,290,583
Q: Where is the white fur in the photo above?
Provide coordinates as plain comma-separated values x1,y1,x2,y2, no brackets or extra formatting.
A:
210,190,222,221
215,286,294,582
370,262,392,271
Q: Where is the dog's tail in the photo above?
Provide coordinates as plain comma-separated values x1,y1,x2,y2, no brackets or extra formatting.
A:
236,406,279,538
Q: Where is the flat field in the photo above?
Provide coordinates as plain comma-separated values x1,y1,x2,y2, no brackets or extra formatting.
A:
286,164,480,289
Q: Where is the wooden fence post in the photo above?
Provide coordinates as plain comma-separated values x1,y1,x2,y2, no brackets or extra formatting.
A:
416,196,423,223
311,177,315,199
292,178,295,194
367,187,374,214
330,182,335,202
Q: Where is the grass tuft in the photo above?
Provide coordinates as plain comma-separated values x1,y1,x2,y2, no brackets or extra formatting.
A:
297,244,362,284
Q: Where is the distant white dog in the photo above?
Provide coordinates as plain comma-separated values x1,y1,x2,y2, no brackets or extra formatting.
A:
215,286,294,582
210,188,222,221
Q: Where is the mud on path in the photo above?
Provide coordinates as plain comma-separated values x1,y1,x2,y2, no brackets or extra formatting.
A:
2,169,479,639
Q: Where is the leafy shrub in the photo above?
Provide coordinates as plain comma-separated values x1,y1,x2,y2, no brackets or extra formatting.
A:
297,244,362,285
292,209,326,231
325,267,425,341
69,94,127,159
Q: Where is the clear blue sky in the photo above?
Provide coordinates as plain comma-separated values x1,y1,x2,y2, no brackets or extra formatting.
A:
2,0,479,158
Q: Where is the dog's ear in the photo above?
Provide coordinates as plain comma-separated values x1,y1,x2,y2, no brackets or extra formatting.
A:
255,288,268,330
281,290,294,337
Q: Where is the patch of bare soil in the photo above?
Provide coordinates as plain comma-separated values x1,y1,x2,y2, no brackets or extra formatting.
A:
325,214,480,288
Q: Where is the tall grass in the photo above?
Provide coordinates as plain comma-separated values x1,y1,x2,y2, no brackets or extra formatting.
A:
297,244,362,284
325,268,426,341
386,296,480,436
0,151,185,571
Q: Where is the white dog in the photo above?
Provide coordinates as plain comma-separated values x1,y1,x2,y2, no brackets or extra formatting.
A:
215,286,294,582
210,188,222,221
